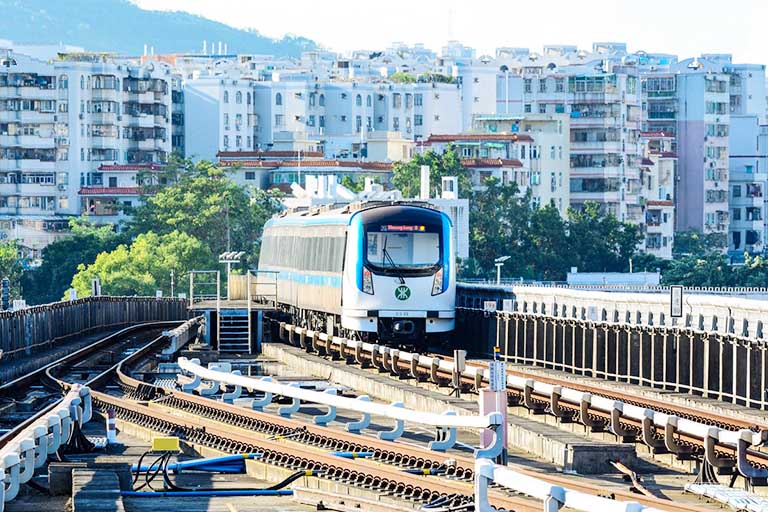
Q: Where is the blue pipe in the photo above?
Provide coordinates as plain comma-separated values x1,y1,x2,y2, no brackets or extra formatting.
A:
131,453,262,473
402,468,446,475
330,451,374,459
122,490,294,497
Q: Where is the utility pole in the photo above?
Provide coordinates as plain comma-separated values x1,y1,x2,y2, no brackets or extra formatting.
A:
170,269,175,297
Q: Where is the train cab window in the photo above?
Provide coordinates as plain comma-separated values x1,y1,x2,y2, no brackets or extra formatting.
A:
364,223,442,277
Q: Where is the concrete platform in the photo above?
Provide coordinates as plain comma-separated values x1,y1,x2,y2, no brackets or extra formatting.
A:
262,343,637,474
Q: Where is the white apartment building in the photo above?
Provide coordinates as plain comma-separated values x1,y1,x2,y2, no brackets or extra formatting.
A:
0,48,173,254
470,113,571,216
640,133,676,259
729,116,767,257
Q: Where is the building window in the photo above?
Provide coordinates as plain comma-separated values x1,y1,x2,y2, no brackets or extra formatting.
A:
355,115,362,133
524,79,532,93
223,135,229,148
235,113,242,130
746,165,754,174
80,76,85,89
275,92,282,106
393,117,400,130
366,95,372,107
555,78,564,92
247,92,251,105
733,185,741,198
224,91,229,103
355,94,362,106
414,115,423,126
235,91,242,104
538,104,547,113
733,208,741,221
236,135,242,147
392,93,402,108
539,79,547,93
246,136,251,147
223,113,229,129
108,177,118,187
550,146,556,159
414,94,423,106
245,171,255,180
308,115,315,127
274,114,284,127
524,104,531,113
318,94,325,106
461,147,472,157
59,74,68,89
434,114,440,121
319,115,325,128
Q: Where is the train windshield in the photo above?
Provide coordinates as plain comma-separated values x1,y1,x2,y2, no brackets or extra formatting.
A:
365,224,442,275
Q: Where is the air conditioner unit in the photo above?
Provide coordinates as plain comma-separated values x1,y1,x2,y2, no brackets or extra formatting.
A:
78,113,84,119
117,115,122,121
57,184,66,191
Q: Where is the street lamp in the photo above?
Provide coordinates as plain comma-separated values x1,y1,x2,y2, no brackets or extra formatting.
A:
494,256,510,285
219,251,245,300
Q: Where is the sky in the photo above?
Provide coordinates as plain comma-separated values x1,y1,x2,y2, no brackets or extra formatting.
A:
131,0,768,64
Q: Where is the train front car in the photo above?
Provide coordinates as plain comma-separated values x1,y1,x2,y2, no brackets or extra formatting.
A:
342,204,456,345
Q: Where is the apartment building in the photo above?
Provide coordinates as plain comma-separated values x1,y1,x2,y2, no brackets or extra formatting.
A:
0,48,173,254
470,113,571,216
639,133,676,259
674,60,731,239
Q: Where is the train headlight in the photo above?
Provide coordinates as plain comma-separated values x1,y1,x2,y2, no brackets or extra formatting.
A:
362,267,374,295
431,267,444,296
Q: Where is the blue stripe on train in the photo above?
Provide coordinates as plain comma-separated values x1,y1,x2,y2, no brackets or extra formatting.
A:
260,267,343,289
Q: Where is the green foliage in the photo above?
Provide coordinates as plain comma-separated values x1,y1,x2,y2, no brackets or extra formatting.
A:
391,145,472,199
340,175,366,193
0,240,22,300
69,231,213,298
22,218,124,305
128,157,282,264
660,252,768,288
673,230,727,256
390,72,417,84
419,73,456,84
464,181,644,281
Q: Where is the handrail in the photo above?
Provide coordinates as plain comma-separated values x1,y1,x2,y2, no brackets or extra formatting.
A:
0,386,92,511
475,458,668,512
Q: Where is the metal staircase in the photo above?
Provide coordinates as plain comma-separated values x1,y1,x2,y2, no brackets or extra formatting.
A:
218,311,250,353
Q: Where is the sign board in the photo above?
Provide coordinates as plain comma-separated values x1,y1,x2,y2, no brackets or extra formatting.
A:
177,293,187,299
68,288,77,301
155,290,163,298
670,286,683,318
489,360,507,391
502,299,514,312
483,300,497,312
454,349,467,373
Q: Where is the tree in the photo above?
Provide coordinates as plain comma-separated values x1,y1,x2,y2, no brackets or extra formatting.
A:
391,145,472,199
0,241,22,300
566,203,642,273
390,72,416,84
673,230,727,256
128,158,282,263
528,203,573,280
69,231,213,298
467,177,534,278
22,218,124,305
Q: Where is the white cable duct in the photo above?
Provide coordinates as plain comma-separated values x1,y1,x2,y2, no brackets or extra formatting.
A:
0,385,91,510
475,459,668,512
178,357,500,429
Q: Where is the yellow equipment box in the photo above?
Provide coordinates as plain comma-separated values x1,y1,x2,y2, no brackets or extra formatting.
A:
151,436,180,452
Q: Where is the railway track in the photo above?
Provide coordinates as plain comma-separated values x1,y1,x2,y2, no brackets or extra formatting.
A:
85,329,706,512
273,321,768,474
0,322,176,450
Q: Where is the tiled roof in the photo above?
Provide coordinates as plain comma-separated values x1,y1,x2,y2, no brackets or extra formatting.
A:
79,187,142,195
97,164,164,172
425,133,535,143
217,150,324,159
461,158,523,168
646,200,674,207
219,159,393,171
641,158,655,166
650,151,677,158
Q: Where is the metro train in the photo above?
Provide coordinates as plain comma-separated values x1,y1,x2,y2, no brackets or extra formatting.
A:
258,201,456,345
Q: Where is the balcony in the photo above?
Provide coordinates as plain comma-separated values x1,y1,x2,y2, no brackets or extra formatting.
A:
90,135,119,148
90,112,118,124
570,140,622,152
91,89,118,101
647,111,676,120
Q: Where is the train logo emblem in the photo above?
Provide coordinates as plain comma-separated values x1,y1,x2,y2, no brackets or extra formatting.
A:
395,285,411,301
